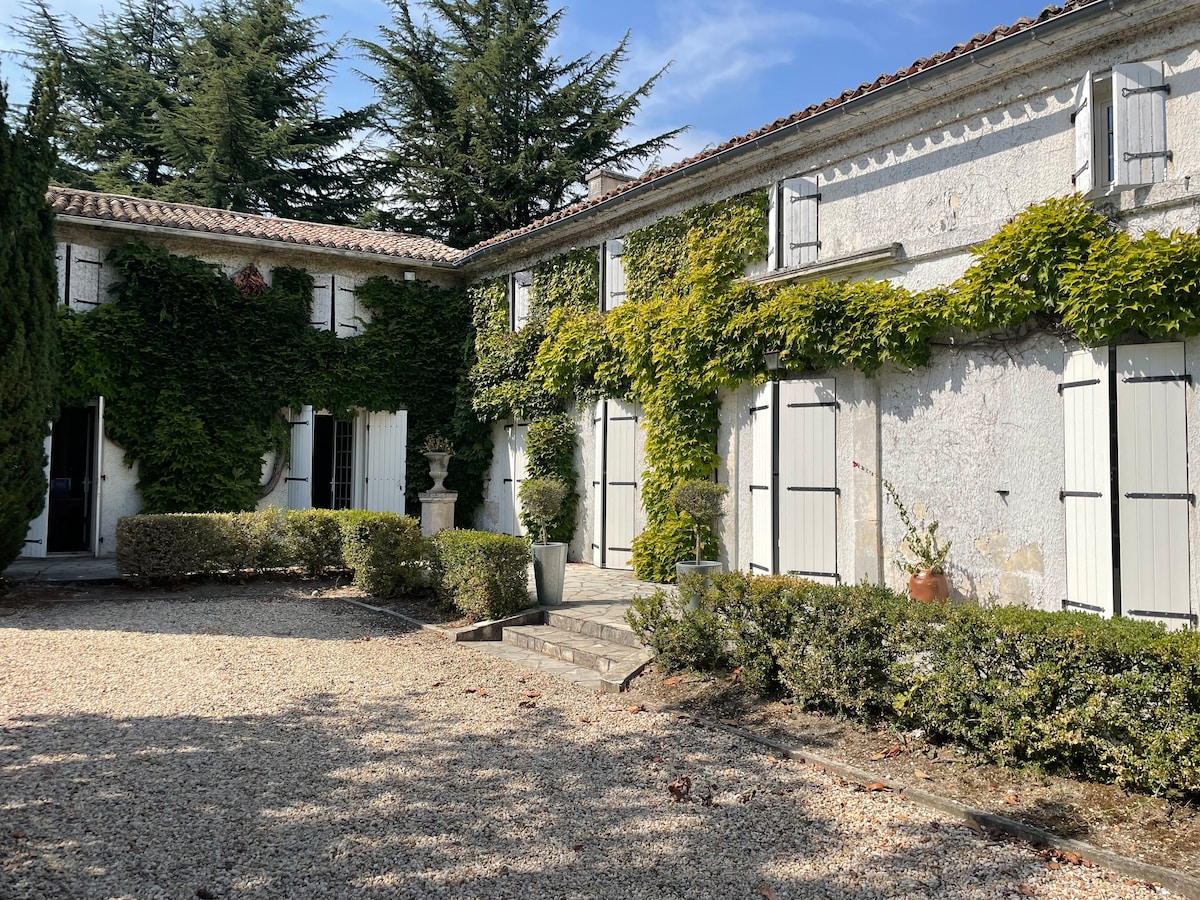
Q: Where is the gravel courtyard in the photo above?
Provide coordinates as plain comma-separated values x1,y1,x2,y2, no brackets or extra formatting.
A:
0,593,1169,899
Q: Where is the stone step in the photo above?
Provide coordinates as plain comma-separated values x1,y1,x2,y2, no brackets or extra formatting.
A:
543,602,644,650
502,624,652,692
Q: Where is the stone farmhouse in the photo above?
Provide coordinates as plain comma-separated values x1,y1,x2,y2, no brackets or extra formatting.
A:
23,0,1200,629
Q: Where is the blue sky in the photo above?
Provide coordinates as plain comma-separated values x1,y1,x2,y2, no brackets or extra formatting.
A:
2,0,1049,169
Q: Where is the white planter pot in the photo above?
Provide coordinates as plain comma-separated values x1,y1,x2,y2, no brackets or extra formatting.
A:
675,560,723,611
531,542,568,606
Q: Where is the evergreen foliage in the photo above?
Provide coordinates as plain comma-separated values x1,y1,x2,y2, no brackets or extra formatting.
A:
18,0,374,223
0,75,60,568
359,0,683,247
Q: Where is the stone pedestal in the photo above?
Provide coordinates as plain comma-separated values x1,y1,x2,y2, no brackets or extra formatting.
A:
419,490,458,537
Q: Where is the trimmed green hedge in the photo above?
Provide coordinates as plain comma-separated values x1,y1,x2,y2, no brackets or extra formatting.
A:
626,572,1200,798
432,529,532,621
116,509,426,596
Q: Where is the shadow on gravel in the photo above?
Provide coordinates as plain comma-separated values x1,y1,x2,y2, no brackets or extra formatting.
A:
1,688,1086,898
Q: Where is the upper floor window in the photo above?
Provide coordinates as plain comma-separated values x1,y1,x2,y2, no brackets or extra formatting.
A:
310,273,367,337
1074,60,1171,195
601,239,626,311
767,175,820,271
509,270,531,331
56,243,103,312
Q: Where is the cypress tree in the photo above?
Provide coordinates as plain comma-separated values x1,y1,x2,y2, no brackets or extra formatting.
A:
0,73,60,569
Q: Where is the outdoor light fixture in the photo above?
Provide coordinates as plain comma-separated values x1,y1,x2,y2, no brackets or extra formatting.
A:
763,349,784,372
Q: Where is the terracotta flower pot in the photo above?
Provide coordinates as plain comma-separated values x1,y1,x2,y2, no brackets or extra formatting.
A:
908,570,950,603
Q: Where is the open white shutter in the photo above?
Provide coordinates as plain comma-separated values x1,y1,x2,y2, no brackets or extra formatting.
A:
605,399,640,570
1072,71,1095,195
1113,61,1169,188
766,183,779,270
1117,343,1193,627
604,240,627,310
67,244,102,312
20,432,53,558
749,382,775,574
780,176,819,268
511,421,529,537
497,424,515,535
778,379,838,583
364,410,408,514
92,396,106,556
335,276,364,338
592,401,606,565
55,243,68,305
1061,348,1113,615
310,274,333,330
287,406,314,510
510,272,531,331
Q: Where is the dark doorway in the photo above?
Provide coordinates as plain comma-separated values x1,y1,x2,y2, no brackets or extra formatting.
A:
47,406,97,552
312,414,354,510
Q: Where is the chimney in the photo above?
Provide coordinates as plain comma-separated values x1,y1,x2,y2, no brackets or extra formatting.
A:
585,167,636,200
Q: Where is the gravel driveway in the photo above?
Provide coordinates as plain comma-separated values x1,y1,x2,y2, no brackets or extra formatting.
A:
0,593,1169,899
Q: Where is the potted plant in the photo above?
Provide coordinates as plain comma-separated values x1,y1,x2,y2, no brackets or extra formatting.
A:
854,461,951,602
672,479,728,606
421,433,454,492
519,476,570,605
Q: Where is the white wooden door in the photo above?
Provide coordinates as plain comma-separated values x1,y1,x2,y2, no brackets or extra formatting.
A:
1061,348,1115,616
604,399,641,570
287,406,314,509
497,423,514,535
592,402,606,565
91,396,105,556
749,382,775,574
20,432,53,558
777,379,838,583
507,422,529,537
364,411,408,514
1116,343,1192,625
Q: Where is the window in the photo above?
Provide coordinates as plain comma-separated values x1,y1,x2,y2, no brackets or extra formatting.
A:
601,239,626,311
767,175,820,271
56,243,103,312
1073,61,1170,194
311,273,367,336
509,270,531,330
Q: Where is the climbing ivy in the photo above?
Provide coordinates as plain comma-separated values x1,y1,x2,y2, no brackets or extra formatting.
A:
59,242,485,518
522,413,579,543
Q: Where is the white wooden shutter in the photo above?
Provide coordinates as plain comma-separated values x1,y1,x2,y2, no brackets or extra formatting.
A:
510,421,529,537
605,399,640,570
778,379,838,583
67,244,102,312
1113,61,1169,189
1072,71,1095,195
55,243,68,305
781,176,819,269
287,406,314,509
510,272,531,331
592,401,606,565
766,183,780,270
335,276,365,338
497,424,515,535
364,410,408,514
310,274,333,330
20,431,53,558
749,382,775,574
1117,343,1193,626
603,240,626,311
91,396,105,556
1061,348,1113,616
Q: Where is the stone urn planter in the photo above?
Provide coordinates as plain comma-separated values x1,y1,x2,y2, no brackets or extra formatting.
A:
908,570,950,603
423,451,452,491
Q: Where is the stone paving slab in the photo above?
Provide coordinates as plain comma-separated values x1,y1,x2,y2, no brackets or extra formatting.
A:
503,624,649,673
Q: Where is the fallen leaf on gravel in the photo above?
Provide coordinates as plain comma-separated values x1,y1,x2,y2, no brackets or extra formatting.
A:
573,844,584,851
1017,884,1036,896
477,690,489,697
1045,862,1060,871
664,677,682,686
626,704,645,714
464,689,477,694
578,717,592,724
431,681,443,688
645,755,663,763
871,752,886,761
517,700,536,709
914,770,932,780
865,783,891,792
9,831,26,840
884,744,903,758
813,764,824,773
757,883,780,900
668,776,692,802
962,821,983,835
1004,793,1019,805
525,692,541,699
1062,851,1083,866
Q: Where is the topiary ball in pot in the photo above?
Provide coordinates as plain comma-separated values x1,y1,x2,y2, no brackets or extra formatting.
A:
670,479,728,607
519,476,570,605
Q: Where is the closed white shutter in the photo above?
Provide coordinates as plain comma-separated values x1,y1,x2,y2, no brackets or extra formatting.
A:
497,423,515,535
55,243,68,305
1117,343,1192,626
510,421,529,537
510,272,531,331
605,399,640,570
92,396,105,556
1113,61,1169,188
749,382,775,574
310,274,334,330
603,240,626,311
364,410,408,514
592,401,606,565
335,276,365,338
20,432,53,558
1072,71,1095,195
766,182,779,270
778,379,838,583
1061,348,1113,616
287,406,314,510
67,244,102,312
781,176,819,268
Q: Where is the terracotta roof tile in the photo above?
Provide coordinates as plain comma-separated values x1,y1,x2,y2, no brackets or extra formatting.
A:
464,0,1101,256
48,186,463,264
